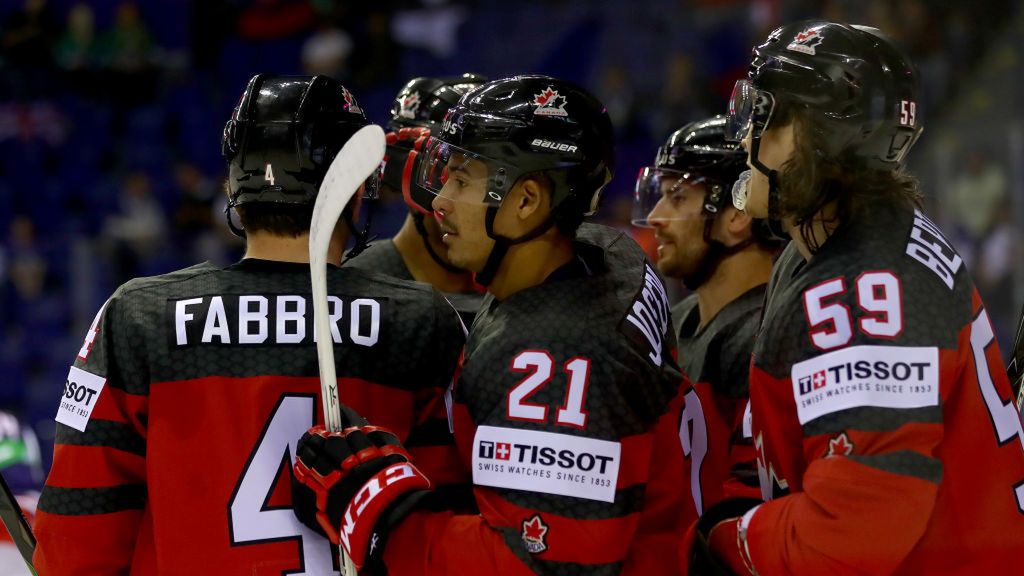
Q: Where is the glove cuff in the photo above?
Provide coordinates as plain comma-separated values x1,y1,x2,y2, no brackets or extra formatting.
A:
338,461,431,569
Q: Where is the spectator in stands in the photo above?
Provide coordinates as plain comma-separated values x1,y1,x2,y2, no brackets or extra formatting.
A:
103,171,167,283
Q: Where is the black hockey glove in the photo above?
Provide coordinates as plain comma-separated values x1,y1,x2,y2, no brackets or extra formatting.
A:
292,404,431,572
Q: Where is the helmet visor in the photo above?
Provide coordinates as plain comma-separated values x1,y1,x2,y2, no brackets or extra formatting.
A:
632,167,712,228
725,80,776,142
416,137,515,207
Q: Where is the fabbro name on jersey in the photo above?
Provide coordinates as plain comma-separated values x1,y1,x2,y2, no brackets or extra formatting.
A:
172,294,381,347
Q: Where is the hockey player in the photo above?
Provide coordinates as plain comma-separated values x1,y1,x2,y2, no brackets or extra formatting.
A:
693,21,1024,574
344,74,487,326
290,75,690,575
633,116,782,518
32,75,464,575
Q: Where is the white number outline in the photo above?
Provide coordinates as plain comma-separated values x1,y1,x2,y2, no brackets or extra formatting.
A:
804,272,905,350
679,388,709,514
969,310,1024,513
228,394,338,575
507,350,592,428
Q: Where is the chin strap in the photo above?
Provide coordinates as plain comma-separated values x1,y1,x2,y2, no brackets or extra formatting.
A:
345,196,377,259
748,135,789,242
413,212,465,274
225,204,246,239
474,205,557,287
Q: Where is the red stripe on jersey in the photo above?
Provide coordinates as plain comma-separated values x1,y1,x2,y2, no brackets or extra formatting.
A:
34,508,146,575
88,386,148,430
153,375,418,438
45,444,145,488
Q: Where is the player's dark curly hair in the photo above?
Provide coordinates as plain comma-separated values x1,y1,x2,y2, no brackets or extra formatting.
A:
773,104,923,253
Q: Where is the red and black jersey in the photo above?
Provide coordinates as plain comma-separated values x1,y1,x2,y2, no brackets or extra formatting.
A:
672,286,763,517
34,259,465,576
383,223,691,576
744,203,1024,574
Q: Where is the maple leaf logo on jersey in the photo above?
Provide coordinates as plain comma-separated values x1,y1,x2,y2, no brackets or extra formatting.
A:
521,514,549,554
342,87,363,115
825,432,854,458
787,28,824,55
532,87,568,117
397,92,421,119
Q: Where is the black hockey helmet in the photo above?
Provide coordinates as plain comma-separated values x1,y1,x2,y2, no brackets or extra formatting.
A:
382,74,487,215
417,74,615,218
634,116,786,247
222,74,372,208
633,116,746,225
387,73,488,132
727,21,922,171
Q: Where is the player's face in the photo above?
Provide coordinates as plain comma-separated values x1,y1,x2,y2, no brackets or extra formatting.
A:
645,176,710,279
741,121,796,219
430,153,496,272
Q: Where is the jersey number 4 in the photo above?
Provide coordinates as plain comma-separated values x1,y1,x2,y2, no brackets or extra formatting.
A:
228,394,339,575
508,350,591,429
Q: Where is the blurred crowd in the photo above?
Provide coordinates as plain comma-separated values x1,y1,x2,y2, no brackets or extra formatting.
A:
0,0,1019,468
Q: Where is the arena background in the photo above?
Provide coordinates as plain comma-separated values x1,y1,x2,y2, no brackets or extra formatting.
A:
0,0,1020,487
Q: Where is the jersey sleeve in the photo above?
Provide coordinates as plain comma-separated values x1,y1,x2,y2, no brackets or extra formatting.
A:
384,340,689,576
34,290,151,574
404,293,471,503
744,275,957,574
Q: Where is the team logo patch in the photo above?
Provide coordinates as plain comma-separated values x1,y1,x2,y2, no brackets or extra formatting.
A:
825,432,854,458
521,514,549,554
342,87,363,115
791,345,939,425
532,87,568,117
56,366,106,432
787,28,824,55
472,426,621,503
397,92,421,119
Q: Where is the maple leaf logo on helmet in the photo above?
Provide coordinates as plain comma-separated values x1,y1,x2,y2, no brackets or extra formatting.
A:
398,92,421,119
342,87,363,115
532,87,568,117
787,28,824,55
521,514,549,554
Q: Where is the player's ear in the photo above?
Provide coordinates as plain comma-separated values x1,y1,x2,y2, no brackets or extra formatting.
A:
515,176,546,221
722,205,754,240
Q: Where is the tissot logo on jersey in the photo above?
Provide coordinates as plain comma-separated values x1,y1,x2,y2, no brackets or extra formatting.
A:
792,345,939,425
473,426,621,503
55,366,107,432
622,264,671,367
170,294,382,347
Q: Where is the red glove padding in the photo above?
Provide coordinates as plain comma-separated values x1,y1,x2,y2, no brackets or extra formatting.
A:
292,406,431,570
383,126,433,214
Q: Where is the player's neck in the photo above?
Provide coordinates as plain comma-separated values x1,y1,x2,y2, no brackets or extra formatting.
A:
392,215,476,293
786,200,840,261
487,229,575,301
244,227,347,266
695,246,772,329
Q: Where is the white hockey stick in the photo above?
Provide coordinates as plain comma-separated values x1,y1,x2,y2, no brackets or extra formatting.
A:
309,123,386,575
